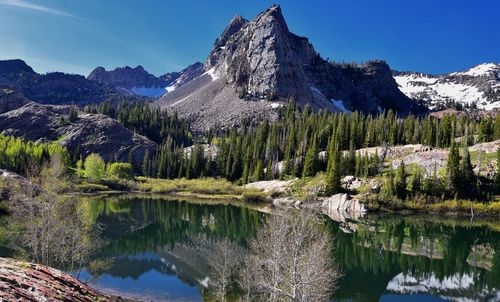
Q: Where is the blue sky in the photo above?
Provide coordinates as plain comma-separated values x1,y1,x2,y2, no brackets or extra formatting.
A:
0,0,498,76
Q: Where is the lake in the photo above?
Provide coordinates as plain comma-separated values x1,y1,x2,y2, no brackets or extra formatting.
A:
1,194,500,301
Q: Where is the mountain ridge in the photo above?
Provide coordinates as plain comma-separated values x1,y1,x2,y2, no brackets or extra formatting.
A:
154,5,422,130
393,62,499,110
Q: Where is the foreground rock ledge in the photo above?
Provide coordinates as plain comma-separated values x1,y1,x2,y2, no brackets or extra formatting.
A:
0,257,130,301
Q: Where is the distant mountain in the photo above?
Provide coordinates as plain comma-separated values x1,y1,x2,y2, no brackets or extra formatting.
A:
0,59,143,105
393,63,500,110
87,65,168,97
86,63,204,98
155,5,421,130
160,62,204,92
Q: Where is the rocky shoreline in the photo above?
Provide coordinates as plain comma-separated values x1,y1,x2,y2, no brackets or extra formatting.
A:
0,257,133,301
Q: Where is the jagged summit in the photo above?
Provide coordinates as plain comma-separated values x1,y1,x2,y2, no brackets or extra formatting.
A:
155,5,419,130
87,64,169,97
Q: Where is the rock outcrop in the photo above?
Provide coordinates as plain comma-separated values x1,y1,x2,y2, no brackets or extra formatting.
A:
0,102,158,166
155,5,421,130
0,85,29,113
245,179,295,194
0,257,131,301
318,193,366,222
273,193,366,223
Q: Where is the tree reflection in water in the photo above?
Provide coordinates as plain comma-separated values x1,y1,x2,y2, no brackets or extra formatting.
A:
7,194,100,277
3,194,499,302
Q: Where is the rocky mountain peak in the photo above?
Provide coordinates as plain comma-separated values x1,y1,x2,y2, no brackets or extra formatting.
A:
205,4,316,104
155,6,421,130
254,4,288,32
214,15,247,48
160,62,204,89
87,64,167,97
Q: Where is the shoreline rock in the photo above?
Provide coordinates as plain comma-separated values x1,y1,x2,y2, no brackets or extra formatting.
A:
273,193,367,223
0,257,133,301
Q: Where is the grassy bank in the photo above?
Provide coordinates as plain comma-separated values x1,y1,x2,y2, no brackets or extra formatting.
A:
363,195,500,217
72,176,268,202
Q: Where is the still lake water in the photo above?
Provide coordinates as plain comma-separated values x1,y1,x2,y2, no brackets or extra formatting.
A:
3,195,500,301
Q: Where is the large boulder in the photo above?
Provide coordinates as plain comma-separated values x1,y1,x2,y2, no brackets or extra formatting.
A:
319,193,366,222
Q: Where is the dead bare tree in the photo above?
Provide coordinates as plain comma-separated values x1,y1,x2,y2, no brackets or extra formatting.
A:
7,162,99,275
208,238,243,302
241,210,341,302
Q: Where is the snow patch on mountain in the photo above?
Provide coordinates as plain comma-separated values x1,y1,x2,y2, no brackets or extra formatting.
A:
205,67,220,81
394,63,500,110
452,63,498,77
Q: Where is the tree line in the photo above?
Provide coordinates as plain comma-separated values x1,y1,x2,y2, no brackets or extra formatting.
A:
0,134,69,175
84,101,192,146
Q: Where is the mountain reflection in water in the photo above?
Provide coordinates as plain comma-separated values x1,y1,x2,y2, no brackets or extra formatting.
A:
1,195,498,301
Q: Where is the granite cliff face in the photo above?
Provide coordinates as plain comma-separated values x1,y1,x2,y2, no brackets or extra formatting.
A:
155,5,420,130
0,99,157,166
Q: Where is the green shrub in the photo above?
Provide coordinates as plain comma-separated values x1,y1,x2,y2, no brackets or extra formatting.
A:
84,153,106,181
75,183,110,193
107,162,134,180
136,177,245,196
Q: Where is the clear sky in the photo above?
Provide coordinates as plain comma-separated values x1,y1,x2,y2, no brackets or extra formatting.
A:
0,0,498,76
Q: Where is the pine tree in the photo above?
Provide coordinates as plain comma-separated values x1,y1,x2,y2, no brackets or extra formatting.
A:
346,139,356,175
410,168,422,196
447,140,461,193
460,148,476,197
325,137,341,195
395,162,407,199
495,149,500,194
142,150,150,177
68,105,78,122
302,136,318,178
253,160,264,181
383,168,395,199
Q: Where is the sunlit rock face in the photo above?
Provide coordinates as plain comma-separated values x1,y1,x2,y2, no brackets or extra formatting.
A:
155,5,420,130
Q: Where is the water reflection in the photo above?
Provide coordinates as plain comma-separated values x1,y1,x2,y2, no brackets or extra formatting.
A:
1,195,499,301
331,215,500,301
81,195,262,300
